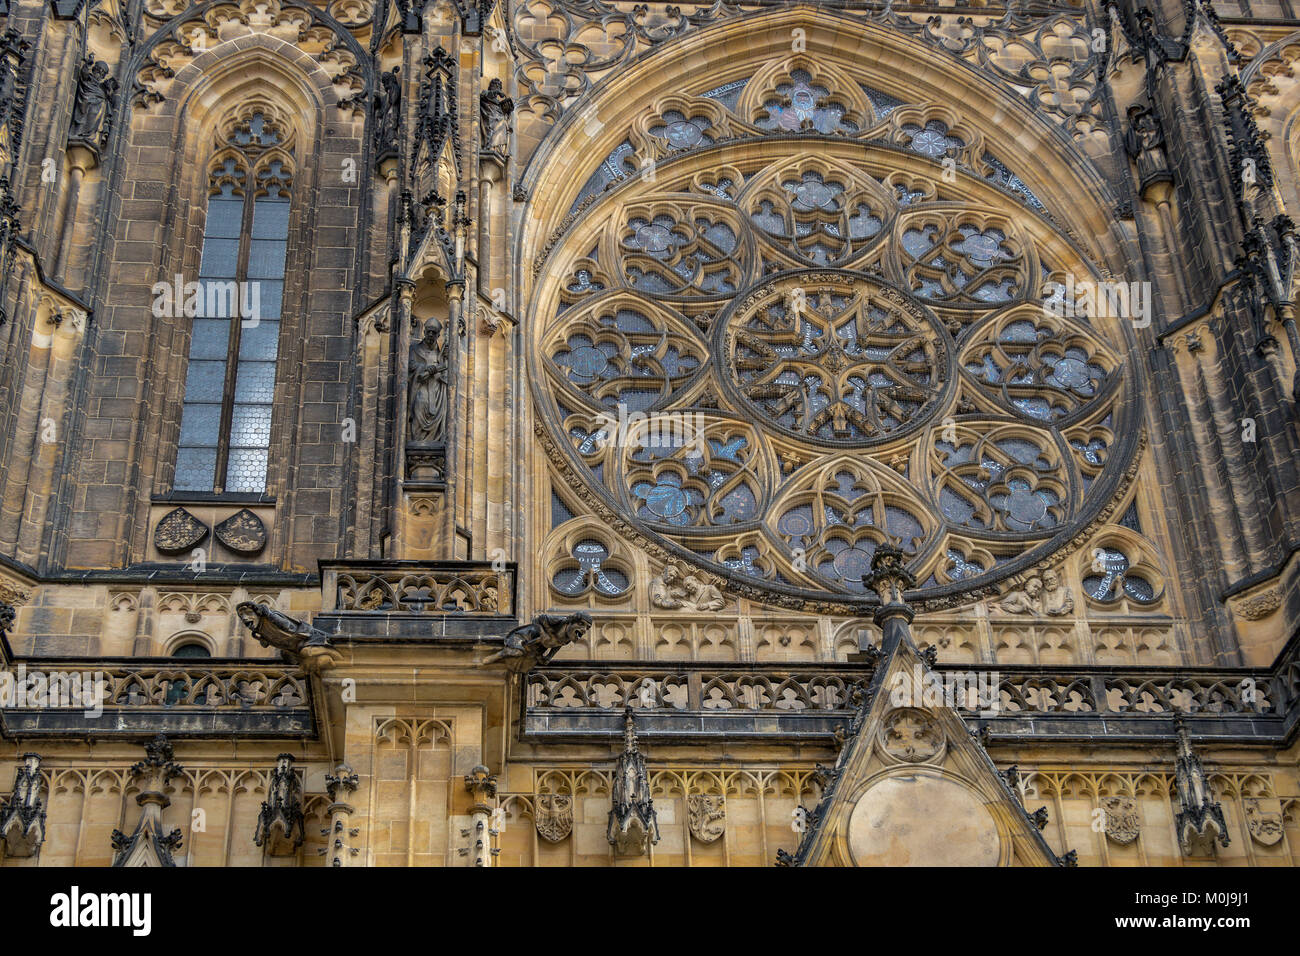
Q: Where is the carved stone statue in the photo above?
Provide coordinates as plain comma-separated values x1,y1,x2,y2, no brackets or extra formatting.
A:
480,611,592,673
1040,569,1075,616
650,563,725,612
236,602,334,665
479,78,513,156
992,571,1074,616
374,66,401,159
69,55,117,149
407,317,448,444
993,576,1043,615
1124,102,1171,194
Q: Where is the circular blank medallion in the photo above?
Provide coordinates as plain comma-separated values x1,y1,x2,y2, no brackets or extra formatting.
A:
847,773,1001,866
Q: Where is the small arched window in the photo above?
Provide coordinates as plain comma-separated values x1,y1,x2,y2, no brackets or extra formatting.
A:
171,642,212,659
174,110,294,494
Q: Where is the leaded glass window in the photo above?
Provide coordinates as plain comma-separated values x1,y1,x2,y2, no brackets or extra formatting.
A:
174,112,292,494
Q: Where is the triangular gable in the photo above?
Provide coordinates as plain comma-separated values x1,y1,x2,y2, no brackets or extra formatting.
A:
785,551,1063,867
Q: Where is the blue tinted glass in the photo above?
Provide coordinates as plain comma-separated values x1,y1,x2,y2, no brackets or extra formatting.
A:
194,280,239,319
225,448,269,493
183,360,227,403
229,404,272,448
249,280,283,320
204,198,244,239
251,200,290,239
247,240,287,278
178,402,222,446
238,320,279,361
174,447,218,492
199,238,240,278
232,361,276,403
189,318,231,359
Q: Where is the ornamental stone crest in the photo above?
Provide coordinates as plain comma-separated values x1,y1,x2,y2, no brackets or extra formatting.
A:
214,509,267,556
1243,798,1284,847
154,507,209,555
1100,795,1140,845
534,794,573,843
686,794,726,844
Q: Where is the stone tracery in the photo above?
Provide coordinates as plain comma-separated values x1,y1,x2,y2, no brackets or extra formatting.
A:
533,72,1137,604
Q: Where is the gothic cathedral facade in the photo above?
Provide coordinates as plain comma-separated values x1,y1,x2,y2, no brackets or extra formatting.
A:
0,0,1297,867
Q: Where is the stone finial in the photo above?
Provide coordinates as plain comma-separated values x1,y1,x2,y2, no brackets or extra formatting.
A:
1173,717,1230,856
254,754,305,856
0,753,46,858
607,707,659,856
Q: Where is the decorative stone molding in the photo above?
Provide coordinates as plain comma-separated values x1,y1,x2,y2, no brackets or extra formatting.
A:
1232,587,1283,621
330,561,514,615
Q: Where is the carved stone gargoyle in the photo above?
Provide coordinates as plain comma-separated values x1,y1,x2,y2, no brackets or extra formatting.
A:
607,707,660,856
0,753,46,858
480,611,591,674
236,602,340,671
254,754,305,856
112,735,184,867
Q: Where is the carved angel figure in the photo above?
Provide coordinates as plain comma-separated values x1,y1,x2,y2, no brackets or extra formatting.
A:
481,611,592,673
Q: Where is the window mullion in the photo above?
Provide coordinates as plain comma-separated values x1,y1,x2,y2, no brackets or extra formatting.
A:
214,187,255,493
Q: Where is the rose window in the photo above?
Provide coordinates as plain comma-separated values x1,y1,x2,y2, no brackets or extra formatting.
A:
533,119,1136,606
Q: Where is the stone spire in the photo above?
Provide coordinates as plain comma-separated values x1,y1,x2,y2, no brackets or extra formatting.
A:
863,544,917,653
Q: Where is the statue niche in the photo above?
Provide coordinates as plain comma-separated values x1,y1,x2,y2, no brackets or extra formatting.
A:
68,55,118,152
406,315,448,483
479,78,513,157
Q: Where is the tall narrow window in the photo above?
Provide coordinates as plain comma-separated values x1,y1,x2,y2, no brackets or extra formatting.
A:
175,111,292,494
